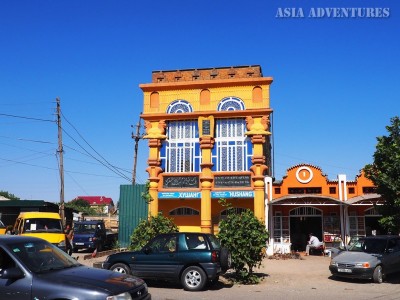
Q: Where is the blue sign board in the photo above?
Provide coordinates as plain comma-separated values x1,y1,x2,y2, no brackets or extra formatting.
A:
211,191,254,199
158,192,201,199
158,191,254,199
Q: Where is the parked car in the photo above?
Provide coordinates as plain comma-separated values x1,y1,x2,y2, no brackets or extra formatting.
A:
0,235,151,300
329,235,400,283
73,220,118,252
102,232,231,291
329,235,362,258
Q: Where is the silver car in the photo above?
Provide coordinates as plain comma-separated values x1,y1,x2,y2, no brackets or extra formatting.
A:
329,235,400,283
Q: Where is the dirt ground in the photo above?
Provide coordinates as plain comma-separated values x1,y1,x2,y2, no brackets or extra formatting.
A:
76,252,400,300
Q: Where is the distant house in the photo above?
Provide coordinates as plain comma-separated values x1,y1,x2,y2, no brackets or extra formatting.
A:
74,196,115,214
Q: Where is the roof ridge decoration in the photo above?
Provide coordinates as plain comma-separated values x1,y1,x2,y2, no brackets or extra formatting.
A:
287,163,323,172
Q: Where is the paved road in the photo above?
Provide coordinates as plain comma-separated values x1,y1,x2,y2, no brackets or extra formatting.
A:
78,253,400,300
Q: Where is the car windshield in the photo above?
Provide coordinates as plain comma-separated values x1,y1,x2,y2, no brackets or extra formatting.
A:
74,224,97,233
8,240,80,273
348,238,387,254
23,218,63,233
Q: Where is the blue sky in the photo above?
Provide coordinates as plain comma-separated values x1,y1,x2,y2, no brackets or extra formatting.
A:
0,0,399,204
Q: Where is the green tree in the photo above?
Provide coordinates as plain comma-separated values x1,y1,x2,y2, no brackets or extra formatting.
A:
65,198,97,215
217,199,269,284
129,213,179,250
0,191,20,200
364,116,400,233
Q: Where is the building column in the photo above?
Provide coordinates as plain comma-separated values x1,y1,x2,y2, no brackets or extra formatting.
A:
198,117,214,233
143,120,166,217
250,134,268,222
246,115,271,222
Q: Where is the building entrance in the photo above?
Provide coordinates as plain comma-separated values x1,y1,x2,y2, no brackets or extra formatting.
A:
289,206,323,252
290,217,322,251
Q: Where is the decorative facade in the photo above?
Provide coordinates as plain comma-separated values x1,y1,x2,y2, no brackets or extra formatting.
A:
139,65,382,252
266,164,383,254
140,65,273,233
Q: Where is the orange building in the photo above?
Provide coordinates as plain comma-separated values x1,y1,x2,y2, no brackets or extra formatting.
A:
140,65,273,233
266,164,383,254
139,65,382,254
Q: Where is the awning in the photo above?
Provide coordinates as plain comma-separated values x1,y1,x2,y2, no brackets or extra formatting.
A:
345,193,383,205
269,194,346,206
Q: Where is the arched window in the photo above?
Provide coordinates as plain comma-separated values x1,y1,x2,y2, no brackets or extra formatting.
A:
166,100,193,113
252,86,262,103
150,92,159,108
289,207,322,216
217,97,245,111
200,89,210,105
220,207,247,216
170,207,200,216
365,207,381,216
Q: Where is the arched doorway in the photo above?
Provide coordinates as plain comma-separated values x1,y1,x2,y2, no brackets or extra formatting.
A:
289,206,323,251
365,207,385,236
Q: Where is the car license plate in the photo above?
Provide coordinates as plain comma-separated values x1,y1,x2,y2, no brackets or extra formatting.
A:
75,243,84,245
338,268,352,273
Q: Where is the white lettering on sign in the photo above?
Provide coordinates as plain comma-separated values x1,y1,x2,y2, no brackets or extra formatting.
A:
178,192,201,198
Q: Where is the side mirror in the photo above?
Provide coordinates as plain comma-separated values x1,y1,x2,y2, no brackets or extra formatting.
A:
143,247,151,254
1,267,24,280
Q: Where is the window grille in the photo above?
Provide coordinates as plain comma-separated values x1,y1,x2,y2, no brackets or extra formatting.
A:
212,118,251,172
160,120,200,173
170,207,199,216
289,206,322,216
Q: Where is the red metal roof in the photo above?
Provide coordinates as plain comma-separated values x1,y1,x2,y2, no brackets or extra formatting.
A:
75,196,114,206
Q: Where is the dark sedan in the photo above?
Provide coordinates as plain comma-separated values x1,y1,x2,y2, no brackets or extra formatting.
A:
0,235,151,300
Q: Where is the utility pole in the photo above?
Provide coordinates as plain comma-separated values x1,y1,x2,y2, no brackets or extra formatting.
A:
56,97,65,223
131,115,143,184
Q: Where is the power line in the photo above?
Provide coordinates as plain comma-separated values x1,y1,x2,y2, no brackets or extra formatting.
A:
0,113,54,123
61,112,132,182
61,127,132,182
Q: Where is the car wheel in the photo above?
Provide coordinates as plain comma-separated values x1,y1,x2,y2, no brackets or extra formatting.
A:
373,265,383,283
220,247,231,272
110,263,131,275
181,266,207,291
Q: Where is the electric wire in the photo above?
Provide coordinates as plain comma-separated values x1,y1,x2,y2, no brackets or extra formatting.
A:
61,112,132,182
0,113,54,123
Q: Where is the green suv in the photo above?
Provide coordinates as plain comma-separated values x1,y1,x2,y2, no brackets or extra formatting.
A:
102,232,231,291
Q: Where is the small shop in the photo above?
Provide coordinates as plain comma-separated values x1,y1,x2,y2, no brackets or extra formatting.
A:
266,164,383,254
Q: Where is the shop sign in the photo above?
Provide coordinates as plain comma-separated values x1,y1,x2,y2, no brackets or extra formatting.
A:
211,191,254,198
163,176,199,188
214,175,251,187
158,192,201,199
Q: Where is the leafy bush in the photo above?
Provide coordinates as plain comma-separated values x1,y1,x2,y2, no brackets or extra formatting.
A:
218,199,269,284
129,213,179,250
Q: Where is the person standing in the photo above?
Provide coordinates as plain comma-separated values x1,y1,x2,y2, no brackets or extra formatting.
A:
64,224,74,255
305,233,322,256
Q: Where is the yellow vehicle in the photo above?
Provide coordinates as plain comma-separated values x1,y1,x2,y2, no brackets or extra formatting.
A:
0,219,6,234
13,212,66,252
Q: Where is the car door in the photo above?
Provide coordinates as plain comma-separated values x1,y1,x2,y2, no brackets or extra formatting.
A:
131,234,181,279
0,247,32,300
381,238,400,274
